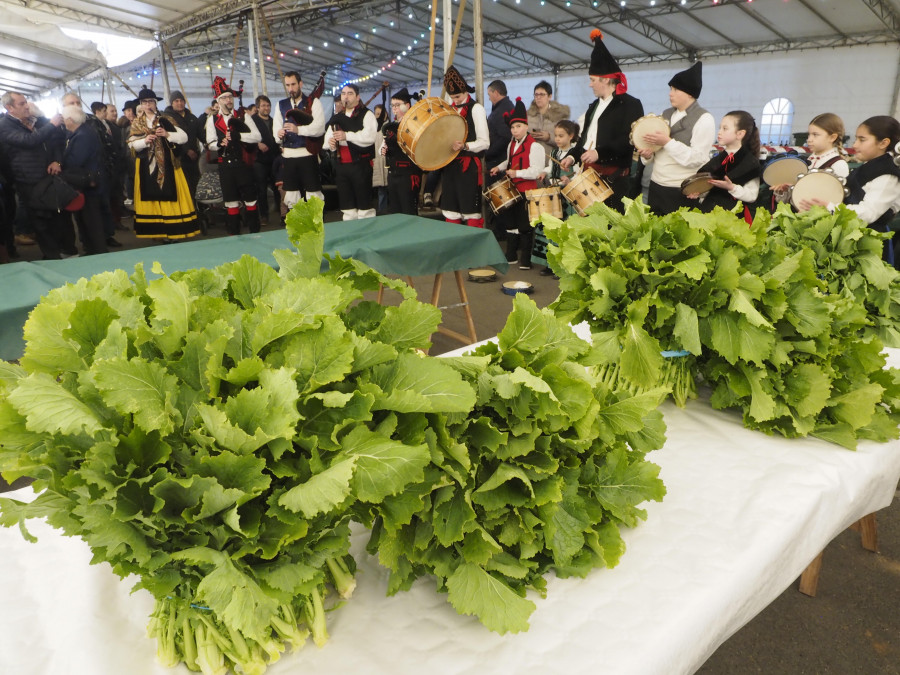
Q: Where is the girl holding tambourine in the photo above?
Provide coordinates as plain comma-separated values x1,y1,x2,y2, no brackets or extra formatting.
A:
771,113,850,202
685,110,760,219
798,115,900,266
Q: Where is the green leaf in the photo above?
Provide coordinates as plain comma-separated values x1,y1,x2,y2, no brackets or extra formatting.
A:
195,558,280,640
146,276,192,355
445,563,535,634
20,301,83,375
7,372,103,435
498,294,550,354
592,448,666,527
431,485,476,547
284,196,326,278
278,458,356,517
91,357,180,436
372,299,442,351
370,353,476,413
673,303,701,355
225,254,280,310
620,320,663,388
340,426,430,503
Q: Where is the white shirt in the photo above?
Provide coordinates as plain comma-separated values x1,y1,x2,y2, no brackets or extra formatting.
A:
494,137,546,180
455,100,490,154
323,107,377,151
273,96,326,158
807,147,850,180
205,111,262,151
577,95,614,151
645,110,716,188
845,174,900,224
127,113,187,151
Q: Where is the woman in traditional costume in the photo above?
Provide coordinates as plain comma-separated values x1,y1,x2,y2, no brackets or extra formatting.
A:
127,87,200,240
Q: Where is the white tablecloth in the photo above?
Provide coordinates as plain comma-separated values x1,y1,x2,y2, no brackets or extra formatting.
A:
2,349,899,675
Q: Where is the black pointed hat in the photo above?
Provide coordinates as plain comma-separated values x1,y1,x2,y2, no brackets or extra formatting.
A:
668,61,703,99
506,97,528,127
444,66,475,95
589,29,620,77
136,86,163,102
391,87,412,104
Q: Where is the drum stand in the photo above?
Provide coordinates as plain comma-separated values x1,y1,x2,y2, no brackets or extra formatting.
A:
377,271,478,346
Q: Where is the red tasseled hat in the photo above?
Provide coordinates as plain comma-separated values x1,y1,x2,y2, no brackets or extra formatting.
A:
506,97,528,127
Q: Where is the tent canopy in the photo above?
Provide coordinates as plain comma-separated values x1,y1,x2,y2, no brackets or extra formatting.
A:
1,0,899,95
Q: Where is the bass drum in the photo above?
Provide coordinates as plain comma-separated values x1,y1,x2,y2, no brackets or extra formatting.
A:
397,97,468,171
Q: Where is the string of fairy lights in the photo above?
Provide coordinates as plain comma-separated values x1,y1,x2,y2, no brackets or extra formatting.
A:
80,0,756,92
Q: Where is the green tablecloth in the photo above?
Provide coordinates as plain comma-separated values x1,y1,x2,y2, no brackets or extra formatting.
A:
2,215,507,361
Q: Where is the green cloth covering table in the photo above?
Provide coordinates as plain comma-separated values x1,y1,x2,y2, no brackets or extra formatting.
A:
0,215,507,361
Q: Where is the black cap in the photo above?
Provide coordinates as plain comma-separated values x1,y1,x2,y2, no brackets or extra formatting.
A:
444,66,475,95
588,29,620,77
668,61,702,99
391,87,411,104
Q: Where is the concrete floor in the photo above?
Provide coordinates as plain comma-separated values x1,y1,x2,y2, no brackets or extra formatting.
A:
4,205,899,674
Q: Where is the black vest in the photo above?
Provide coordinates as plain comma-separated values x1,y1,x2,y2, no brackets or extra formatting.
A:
453,98,483,158
382,122,419,174
847,153,900,232
697,146,761,211
329,105,375,162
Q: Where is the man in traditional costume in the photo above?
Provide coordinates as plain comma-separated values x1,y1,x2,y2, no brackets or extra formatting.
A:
273,71,326,211
324,84,377,220
205,76,263,234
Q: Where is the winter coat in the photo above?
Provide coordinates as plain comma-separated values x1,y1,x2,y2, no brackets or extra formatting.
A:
526,100,570,154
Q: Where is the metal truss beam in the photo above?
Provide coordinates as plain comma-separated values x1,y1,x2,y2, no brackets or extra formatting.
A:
5,0,155,38
858,0,900,37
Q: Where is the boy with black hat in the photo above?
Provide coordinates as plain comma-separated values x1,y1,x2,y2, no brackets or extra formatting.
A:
205,76,264,234
441,66,489,228
564,29,644,211
636,61,716,215
489,97,545,268
381,87,423,215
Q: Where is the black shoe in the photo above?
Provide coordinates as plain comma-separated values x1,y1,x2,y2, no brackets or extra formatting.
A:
539,268,554,276
106,237,123,248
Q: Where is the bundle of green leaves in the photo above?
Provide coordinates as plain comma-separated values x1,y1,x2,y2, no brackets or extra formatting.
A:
702,204,900,447
760,203,900,348
0,199,477,674
542,198,900,449
545,198,766,406
359,295,667,634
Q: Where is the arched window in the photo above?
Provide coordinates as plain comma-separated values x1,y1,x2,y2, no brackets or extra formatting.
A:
760,98,794,145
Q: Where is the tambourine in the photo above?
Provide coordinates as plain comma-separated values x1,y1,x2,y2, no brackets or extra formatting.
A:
790,168,847,209
285,108,314,126
762,153,808,187
501,281,534,295
680,172,715,196
467,269,497,283
630,114,670,152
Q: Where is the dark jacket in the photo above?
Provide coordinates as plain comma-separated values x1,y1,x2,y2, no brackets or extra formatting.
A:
486,96,514,170
573,92,645,169
252,113,278,164
63,123,106,193
0,114,65,184
164,106,201,157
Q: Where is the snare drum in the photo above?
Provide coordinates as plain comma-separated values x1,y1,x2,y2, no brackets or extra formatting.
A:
630,114,670,152
560,167,614,216
790,169,846,209
397,97,468,171
680,172,715,196
483,177,522,215
525,187,564,223
762,153,808,187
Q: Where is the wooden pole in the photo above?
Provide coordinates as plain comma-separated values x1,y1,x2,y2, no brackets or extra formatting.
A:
426,0,438,96
439,0,467,99
108,69,138,97
258,8,285,90
229,19,242,87
163,41,191,109
474,0,483,105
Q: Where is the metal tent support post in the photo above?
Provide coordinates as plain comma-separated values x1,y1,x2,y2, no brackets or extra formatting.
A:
156,34,171,103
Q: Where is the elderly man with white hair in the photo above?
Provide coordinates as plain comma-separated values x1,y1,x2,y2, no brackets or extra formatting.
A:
61,105,107,255
0,90,72,259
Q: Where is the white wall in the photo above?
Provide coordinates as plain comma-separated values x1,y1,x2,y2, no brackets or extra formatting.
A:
496,44,900,145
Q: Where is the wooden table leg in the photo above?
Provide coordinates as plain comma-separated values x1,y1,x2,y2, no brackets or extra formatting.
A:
453,270,477,344
798,551,824,597
855,513,878,552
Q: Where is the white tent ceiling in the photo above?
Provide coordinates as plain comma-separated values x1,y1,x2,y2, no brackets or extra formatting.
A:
2,0,900,96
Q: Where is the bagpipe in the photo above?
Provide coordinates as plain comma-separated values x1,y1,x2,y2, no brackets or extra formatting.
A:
285,70,327,155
